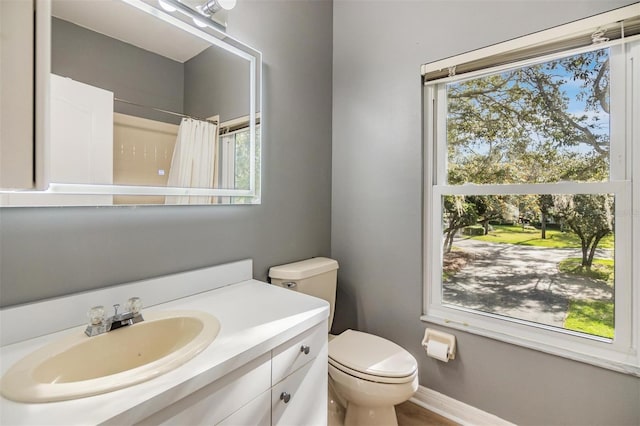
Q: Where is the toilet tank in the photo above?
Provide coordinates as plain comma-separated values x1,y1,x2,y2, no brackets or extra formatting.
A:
269,257,339,329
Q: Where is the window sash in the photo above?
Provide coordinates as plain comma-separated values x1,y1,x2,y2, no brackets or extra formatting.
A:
434,182,627,196
434,45,626,186
424,185,635,372
431,181,632,339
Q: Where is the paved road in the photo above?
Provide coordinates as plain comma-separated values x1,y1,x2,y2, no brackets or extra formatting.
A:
443,238,613,327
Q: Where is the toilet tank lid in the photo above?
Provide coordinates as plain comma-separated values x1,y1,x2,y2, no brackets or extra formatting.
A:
268,257,339,280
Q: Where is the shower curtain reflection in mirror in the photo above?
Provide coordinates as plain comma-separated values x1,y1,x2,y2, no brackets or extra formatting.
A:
165,118,219,204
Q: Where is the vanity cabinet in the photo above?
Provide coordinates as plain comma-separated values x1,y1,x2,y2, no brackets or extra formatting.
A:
0,267,330,425
136,322,327,426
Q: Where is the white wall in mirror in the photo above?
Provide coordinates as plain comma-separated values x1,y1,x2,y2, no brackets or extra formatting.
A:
0,0,261,207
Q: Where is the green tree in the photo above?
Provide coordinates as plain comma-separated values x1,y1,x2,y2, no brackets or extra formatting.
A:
537,194,554,239
467,195,513,235
446,48,610,186
443,195,477,253
553,194,614,268
444,48,612,253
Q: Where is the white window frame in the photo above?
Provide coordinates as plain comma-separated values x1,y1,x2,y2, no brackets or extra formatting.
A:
422,32,640,375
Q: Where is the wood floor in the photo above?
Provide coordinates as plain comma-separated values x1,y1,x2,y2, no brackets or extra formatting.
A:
396,401,459,426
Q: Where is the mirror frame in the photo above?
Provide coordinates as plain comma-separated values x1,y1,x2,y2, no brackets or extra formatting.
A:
1,0,261,205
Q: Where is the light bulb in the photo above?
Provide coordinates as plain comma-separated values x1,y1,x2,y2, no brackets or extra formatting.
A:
218,0,236,10
158,0,177,12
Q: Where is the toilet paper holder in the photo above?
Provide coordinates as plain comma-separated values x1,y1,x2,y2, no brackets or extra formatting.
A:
422,329,456,361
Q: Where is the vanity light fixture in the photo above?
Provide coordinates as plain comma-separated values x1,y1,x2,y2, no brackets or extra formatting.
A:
156,0,236,28
192,16,209,28
158,0,177,12
198,0,236,16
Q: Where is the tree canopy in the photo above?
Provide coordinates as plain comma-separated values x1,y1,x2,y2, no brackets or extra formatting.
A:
441,47,613,263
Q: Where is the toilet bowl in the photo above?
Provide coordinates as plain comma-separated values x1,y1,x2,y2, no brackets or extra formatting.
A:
269,258,419,426
328,329,418,426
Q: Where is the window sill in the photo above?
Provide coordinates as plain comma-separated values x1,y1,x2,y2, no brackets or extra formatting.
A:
420,310,640,377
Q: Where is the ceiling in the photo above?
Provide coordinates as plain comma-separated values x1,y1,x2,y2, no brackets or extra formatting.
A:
52,0,211,63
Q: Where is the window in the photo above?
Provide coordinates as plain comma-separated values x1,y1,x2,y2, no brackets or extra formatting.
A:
219,119,261,204
422,6,640,375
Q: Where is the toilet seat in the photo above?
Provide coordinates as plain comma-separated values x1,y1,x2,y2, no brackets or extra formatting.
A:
328,330,417,384
329,358,416,384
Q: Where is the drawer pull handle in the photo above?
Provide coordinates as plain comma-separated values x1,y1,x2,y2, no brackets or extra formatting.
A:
280,392,291,404
300,345,310,355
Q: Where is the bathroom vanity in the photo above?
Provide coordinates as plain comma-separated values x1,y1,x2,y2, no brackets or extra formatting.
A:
0,260,329,425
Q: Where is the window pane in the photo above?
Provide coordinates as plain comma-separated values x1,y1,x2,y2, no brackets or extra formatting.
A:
229,126,260,204
446,48,610,185
234,130,250,190
441,193,615,338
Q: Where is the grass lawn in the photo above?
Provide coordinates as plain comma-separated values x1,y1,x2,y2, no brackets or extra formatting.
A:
559,258,614,338
455,224,615,338
564,300,614,339
470,224,614,249
558,258,614,286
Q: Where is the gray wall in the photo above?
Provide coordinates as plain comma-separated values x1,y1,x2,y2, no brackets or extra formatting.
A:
52,17,184,123
0,0,333,306
52,18,252,124
184,45,250,122
331,1,640,425
50,18,258,196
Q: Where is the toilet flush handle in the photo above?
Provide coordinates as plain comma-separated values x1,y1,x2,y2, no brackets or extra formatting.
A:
282,281,297,289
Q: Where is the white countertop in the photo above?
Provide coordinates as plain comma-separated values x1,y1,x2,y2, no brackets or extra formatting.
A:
0,279,329,425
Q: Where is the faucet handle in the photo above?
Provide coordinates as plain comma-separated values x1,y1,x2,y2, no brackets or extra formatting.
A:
113,303,120,317
87,305,105,325
126,297,143,315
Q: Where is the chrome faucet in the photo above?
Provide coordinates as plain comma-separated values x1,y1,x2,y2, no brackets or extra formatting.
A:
85,297,144,337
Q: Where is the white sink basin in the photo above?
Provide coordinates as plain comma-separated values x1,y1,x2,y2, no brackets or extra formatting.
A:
0,310,220,402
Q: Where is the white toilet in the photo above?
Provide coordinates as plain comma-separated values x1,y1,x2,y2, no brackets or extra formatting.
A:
269,257,418,426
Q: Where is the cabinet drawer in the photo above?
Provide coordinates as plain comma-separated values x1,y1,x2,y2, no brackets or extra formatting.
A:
137,353,271,426
272,352,328,426
272,322,327,385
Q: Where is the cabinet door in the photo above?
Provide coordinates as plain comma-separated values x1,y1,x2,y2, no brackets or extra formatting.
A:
137,354,270,426
217,389,270,426
272,345,328,426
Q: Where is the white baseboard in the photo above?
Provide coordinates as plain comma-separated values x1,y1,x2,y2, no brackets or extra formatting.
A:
410,386,515,426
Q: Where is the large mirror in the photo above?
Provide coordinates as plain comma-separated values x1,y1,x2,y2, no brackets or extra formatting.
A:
1,0,260,206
